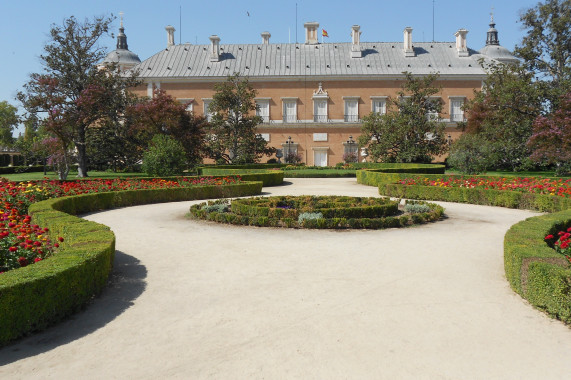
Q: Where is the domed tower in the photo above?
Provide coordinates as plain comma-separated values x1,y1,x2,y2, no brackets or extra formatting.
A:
102,13,141,71
479,13,519,64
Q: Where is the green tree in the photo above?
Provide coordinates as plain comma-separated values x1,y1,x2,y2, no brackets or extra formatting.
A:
515,0,571,107
358,72,448,163
17,15,139,178
206,73,275,164
142,134,187,176
0,101,18,148
460,62,543,172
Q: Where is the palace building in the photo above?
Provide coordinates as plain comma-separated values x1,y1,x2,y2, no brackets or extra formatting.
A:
111,18,517,166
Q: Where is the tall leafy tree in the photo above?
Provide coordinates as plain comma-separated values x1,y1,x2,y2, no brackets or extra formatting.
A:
17,15,139,177
515,0,571,107
127,89,207,168
206,73,275,164
358,72,448,163
0,101,18,148
455,62,543,172
528,92,571,175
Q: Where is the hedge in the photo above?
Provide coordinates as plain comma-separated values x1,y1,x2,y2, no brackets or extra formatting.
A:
367,172,571,323
356,165,446,186
380,183,571,213
0,181,263,346
0,165,45,175
504,210,571,323
198,168,284,186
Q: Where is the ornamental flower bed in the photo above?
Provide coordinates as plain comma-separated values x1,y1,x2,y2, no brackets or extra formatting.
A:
0,176,240,272
397,176,571,198
190,195,444,229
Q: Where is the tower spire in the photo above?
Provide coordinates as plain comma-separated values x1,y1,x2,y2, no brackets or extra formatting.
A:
486,8,499,46
116,12,128,50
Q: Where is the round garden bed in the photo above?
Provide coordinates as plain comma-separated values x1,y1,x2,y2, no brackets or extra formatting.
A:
189,195,444,229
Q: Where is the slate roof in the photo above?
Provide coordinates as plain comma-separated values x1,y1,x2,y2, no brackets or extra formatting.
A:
134,41,491,80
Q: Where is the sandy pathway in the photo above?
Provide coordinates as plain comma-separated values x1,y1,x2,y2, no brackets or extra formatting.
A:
1,178,571,379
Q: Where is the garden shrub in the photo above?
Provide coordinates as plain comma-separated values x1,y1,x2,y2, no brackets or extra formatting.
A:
199,168,284,186
142,134,188,176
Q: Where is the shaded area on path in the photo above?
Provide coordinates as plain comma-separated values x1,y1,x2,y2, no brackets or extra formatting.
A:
0,251,147,365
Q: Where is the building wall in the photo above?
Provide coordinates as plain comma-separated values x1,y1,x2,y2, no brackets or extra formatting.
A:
131,77,480,165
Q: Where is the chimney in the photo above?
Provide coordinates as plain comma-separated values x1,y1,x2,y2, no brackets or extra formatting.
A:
403,27,415,57
261,31,271,44
304,21,319,45
209,35,221,62
165,25,175,48
454,29,469,57
351,25,362,58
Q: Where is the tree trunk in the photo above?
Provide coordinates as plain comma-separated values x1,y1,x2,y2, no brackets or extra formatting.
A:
76,126,89,177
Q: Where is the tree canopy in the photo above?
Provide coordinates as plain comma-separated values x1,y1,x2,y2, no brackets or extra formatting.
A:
0,101,18,148
205,73,275,164
17,15,139,178
358,72,448,163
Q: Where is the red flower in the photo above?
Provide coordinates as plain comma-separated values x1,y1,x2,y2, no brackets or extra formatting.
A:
9,246,18,252
17,257,28,267
58,237,64,242
545,234,554,240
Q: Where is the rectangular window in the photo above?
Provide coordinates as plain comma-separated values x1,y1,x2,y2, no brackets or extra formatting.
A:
371,98,387,115
178,98,194,112
314,99,327,122
427,98,440,121
344,98,359,122
256,99,270,123
203,99,213,121
450,98,465,122
282,99,297,123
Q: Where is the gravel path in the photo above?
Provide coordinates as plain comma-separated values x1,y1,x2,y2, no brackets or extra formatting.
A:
2,178,571,379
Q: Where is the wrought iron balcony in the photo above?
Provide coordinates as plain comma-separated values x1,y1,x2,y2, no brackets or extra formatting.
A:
313,115,328,122
283,115,297,123
344,114,360,122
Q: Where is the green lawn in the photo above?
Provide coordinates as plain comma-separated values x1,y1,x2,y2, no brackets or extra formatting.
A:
2,171,149,182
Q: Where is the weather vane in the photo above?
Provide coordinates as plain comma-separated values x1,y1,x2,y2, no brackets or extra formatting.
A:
490,6,494,23
120,11,124,28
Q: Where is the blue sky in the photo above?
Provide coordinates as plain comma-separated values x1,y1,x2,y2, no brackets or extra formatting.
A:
1,0,539,128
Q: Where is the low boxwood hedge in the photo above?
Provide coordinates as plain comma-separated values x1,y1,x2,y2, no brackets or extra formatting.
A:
197,168,284,187
0,165,45,175
190,196,444,230
356,165,446,186
504,210,571,323
0,181,263,346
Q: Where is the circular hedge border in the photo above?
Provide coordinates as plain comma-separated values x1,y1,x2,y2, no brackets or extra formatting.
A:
189,195,444,229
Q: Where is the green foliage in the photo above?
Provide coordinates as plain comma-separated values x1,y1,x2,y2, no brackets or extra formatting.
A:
142,134,187,176
515,0,571,105
404,203,431,214
298,212,324,224
205,73,276,164
199,168,284,186
447,133,493,174
461,62,542,172
190,195,442,229
0,101,18,147
358,72,448,163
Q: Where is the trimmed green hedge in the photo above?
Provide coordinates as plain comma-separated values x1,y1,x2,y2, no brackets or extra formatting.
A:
356,165,446,186
0,165,45,175
198,168,284,186
198,163,288,171
380,183,571,213
504,210,571,323
0,181,263,346
190,196,444,230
